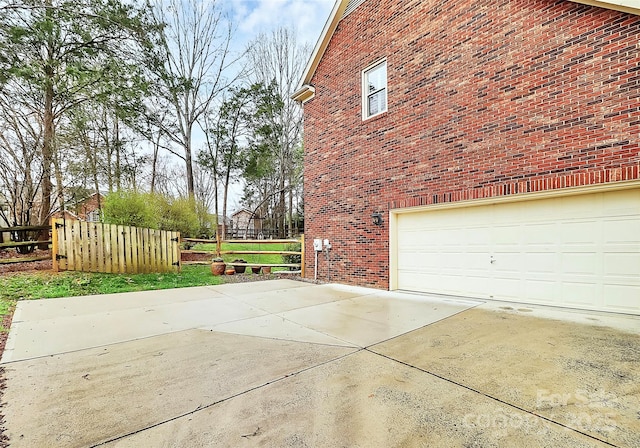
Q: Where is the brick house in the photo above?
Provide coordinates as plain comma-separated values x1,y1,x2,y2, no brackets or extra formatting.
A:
230,208,263,238
51,192,104,222
293,0,640,315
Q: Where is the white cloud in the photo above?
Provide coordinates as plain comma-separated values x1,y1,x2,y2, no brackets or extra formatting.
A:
228,0,334,48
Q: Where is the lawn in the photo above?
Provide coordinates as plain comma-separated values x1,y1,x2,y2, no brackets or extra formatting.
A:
0,241,302,332
192,242,301,269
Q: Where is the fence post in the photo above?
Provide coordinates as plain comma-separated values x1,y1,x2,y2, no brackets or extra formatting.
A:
52,219,59,272
300,233,305,278
216,231,221,258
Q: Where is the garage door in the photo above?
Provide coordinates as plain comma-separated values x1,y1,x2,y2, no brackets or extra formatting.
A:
395,188,640,315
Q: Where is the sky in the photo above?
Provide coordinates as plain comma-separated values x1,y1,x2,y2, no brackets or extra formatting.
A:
214,0,335,211
227,0,334,50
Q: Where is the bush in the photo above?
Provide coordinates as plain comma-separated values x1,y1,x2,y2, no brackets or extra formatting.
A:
102,191,204,238
102,191,158,228
195,201,217,238
282,242,301,270
157,196,200,238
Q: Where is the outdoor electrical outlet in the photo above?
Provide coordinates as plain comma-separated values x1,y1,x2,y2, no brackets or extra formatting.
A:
313,238,323,251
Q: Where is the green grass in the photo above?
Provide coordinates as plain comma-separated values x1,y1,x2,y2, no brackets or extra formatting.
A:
0,241,302,331
0,265,225,328
192,242,298,269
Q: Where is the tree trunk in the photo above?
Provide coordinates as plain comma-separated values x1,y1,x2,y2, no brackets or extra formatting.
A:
222,170,230,240
39,68,54,242
185,131,195,199
278,177,284,238
288,172,293,237
150,131,161,194
213,169,219,238
114,116,121,190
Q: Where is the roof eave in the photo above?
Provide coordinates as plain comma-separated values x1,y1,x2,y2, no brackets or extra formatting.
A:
291,85,316,103
569,0,640,15
292,0,349,102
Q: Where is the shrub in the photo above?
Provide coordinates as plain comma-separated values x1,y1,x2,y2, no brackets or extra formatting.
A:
282,242,301,270
102,191,204,238
102,191,158,228
157,196,199,238
195,201,217,238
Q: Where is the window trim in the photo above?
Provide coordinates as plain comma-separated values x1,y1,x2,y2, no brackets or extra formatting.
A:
361,58,388,120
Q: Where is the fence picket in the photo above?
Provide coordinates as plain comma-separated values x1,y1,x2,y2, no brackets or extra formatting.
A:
51,221,179,274
96,223,104,273
130,227,140,273
158,230,166,271
103,224,112,274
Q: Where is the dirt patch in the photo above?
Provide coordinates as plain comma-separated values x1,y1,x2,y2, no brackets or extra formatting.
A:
180,252,212,263
0,249,52,275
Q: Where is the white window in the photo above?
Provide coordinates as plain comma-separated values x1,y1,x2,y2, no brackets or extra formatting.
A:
362,60,387,119
87,209,101,222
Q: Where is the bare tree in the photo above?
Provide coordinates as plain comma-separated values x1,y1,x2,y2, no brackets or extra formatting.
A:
0,91,44,251
148,0,241,199
245,27,309,237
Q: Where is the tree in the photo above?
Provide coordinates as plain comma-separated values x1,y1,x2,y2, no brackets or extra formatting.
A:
0,0,156,231
0,90,43,229
198,85,253,238
148,0,241,199
244,27,309,237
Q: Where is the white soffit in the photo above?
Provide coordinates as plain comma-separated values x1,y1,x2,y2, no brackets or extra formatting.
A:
568,0,640,15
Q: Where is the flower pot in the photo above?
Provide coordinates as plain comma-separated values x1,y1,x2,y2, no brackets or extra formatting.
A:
233,260,247,274
225,267,236,275
211,261,226,276
262,266,271,274
251,266,261,274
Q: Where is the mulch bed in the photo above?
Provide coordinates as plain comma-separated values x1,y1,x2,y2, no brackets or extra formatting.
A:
0,249,52,275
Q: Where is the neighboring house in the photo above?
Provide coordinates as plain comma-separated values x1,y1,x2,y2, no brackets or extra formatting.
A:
294,0,640,315
230,209,263,238
75,192,104,222
51,192,105,222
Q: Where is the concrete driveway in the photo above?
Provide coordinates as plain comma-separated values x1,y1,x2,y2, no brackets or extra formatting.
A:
1,279,638,447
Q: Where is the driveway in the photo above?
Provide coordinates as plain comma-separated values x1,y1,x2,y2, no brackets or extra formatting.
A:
1,279,638,447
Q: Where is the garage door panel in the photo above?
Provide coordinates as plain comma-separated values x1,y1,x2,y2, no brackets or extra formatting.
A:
396,188,640,315
603,218,640,243
562,253,599,275
493,277,522,299
523,252,557,273
560,221,601,244
602,189,640,213
492,225,521,245
603,284,639,312
524,223,558,244
603,252,640,277
561,282,599,306
523,280,559,303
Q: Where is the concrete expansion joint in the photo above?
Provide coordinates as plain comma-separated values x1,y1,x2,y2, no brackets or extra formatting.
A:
365,349,619,448
90,348,364,447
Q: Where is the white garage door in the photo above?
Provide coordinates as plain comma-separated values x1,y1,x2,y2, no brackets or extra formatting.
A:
395,188,640,315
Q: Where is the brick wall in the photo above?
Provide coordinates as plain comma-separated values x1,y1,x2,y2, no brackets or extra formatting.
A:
303,0,640,288
76,194,103,221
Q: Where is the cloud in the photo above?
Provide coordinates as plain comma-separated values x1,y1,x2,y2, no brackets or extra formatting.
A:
229,0,334,47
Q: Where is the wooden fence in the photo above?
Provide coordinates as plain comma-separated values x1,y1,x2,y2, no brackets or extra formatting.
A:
52,219,181,274
0,225,51,264
182,236,304,276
